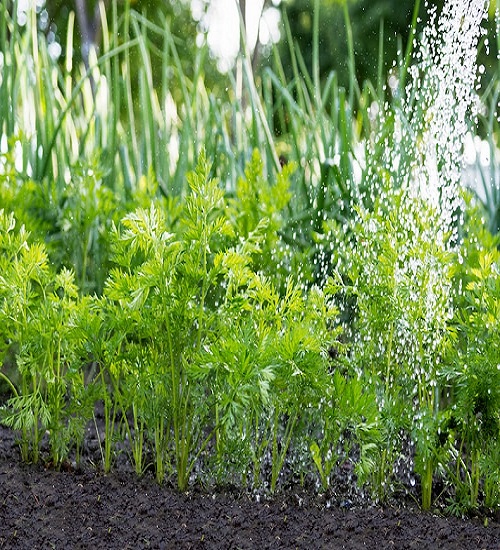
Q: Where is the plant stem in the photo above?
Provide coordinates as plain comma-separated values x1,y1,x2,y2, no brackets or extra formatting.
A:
384,321,395,397
0,372,18,398
270,409,297,493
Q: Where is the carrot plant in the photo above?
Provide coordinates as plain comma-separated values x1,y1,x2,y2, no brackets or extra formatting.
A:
310,365,380,491
443,245,500,511
51,157,122,294
100,152,238,487
188,221,278,485
264,282,339,493
0,210,92,466
0,210,52,462
344,188,454,507
192,235,342,491
226,149,301,288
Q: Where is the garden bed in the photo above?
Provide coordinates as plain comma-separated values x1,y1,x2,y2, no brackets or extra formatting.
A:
1,424,499,550
2,2,500,547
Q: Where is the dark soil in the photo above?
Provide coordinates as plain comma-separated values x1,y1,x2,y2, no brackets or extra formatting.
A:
1,424,499,550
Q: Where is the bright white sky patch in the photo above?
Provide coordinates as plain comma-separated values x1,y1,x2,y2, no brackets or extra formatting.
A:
193,0,281,72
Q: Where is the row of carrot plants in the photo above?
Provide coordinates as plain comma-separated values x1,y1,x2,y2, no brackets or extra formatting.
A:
1,150,499,513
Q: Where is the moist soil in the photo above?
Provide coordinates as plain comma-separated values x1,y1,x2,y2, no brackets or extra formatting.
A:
1,424,499,550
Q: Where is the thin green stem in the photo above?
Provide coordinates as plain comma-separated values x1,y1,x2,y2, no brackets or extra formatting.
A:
400,0,421,89
0,372,18,398
270,409,297,493
384,321,395,397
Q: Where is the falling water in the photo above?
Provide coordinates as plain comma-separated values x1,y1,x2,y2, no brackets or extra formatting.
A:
345,0,490,410
336,0,492,505
406,0,489,241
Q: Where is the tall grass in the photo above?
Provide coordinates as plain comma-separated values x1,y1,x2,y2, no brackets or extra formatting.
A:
468,0,500,236
0,1,282,200
0,0,419,249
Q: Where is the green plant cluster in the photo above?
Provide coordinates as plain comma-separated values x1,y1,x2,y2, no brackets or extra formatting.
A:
339,187,500,512
1,152,499,512
0,209,94,466
0,153,344,494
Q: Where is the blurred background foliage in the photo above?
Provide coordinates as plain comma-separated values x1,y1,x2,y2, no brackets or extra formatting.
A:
4,0,484,134
39,0,222,92
274,0,422,89
273,0,498,91
15,0,498,100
